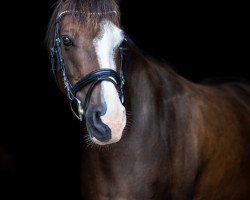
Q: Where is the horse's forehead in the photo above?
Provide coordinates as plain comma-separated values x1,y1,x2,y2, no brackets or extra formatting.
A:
96,20,123,39
60,15,100,38
60,16,122,43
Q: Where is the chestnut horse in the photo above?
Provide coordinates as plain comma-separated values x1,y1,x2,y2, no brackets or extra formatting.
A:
46,0,250,199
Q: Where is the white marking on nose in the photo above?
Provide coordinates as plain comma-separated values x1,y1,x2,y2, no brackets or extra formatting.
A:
93,20,126,144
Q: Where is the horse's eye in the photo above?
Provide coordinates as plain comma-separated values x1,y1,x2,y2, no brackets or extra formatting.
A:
61,35,73,47
120,38,128,49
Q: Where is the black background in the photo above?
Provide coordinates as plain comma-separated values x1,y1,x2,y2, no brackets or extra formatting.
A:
1,0,249,199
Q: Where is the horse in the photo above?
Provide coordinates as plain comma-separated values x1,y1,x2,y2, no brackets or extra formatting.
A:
46,0,250,199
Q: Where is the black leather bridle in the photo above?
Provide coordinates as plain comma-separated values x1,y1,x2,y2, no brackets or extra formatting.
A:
50,12,125,121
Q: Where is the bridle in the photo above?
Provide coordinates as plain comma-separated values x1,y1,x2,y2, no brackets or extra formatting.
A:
50,11,125,121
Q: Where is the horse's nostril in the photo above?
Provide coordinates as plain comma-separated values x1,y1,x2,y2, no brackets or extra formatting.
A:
89,106,111,142
97,103,107,117
93,110,104,125
93,111,102,123
95,111,101,118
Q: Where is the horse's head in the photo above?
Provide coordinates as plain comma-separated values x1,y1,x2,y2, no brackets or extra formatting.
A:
47,0,126,145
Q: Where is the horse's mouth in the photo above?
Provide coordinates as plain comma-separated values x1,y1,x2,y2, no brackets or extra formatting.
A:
92,137,118,145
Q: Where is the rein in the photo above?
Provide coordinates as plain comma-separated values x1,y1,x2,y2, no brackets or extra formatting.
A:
50,11,125,121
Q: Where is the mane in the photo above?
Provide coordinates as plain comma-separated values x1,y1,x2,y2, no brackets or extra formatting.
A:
45,0,120,50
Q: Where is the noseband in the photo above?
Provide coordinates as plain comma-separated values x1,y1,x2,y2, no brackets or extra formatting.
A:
50,11,125,121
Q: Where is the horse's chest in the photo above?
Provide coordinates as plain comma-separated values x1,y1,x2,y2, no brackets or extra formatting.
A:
81,159,168,200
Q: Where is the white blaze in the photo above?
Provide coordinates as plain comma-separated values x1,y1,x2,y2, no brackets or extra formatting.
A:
93,20,126,144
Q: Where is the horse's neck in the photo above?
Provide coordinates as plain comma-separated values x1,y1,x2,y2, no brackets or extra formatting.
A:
81,46,198,199
125,46,193,143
